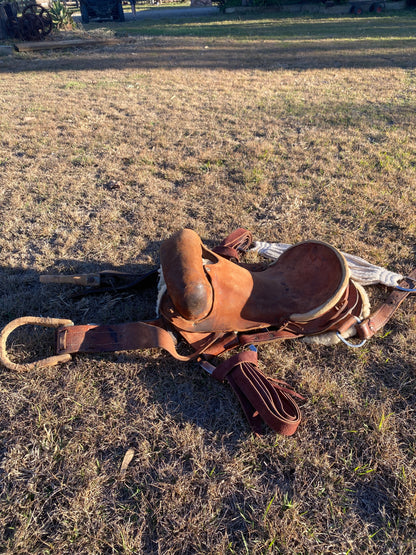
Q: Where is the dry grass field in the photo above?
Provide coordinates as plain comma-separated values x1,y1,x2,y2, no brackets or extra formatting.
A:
1,10,416,554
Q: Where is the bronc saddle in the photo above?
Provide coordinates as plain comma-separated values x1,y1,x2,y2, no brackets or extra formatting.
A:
1,228,415,436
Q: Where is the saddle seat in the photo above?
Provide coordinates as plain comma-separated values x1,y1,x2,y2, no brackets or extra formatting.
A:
159,229,350,334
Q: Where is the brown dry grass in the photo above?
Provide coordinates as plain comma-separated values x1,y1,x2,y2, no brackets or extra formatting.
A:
1,16,416,554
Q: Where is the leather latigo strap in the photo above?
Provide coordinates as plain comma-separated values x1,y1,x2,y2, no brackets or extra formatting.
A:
212,350,303,436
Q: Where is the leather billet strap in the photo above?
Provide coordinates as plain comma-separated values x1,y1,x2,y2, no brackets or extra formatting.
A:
212,349,303,436
339,268,416,340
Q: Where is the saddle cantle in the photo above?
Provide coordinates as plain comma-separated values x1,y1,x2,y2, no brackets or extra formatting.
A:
159,228,352,334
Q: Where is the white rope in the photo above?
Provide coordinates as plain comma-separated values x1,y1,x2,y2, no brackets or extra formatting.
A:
252,242,403,288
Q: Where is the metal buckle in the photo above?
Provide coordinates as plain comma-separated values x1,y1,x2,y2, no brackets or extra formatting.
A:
336,316,367,348
0,316,74,372
396,277,416,293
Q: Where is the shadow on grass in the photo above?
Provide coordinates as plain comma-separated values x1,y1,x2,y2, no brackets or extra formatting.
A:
2,255,416,552
0,255,252,444
2,35,416,74
1,11,416,73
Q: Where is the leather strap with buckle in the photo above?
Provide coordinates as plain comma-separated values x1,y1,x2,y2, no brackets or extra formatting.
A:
354,268,416,341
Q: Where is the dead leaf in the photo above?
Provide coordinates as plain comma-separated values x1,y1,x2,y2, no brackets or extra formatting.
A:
120,448,135,478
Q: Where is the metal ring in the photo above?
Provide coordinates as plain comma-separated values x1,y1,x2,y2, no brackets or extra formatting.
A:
336,332,367,348
396,277,416,293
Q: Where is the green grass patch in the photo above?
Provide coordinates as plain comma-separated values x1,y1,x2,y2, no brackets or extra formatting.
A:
85,10,416,40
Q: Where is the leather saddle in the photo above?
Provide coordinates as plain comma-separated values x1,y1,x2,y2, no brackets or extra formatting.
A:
2,228,414,437
161,228,350,330
159,228,362,355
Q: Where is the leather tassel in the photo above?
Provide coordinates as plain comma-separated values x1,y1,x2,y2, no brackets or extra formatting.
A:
212,228,253,262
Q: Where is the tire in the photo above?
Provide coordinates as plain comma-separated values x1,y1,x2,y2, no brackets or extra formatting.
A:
80,1,90,23
113,0,125,21
0,5,9,39
370,2,385,12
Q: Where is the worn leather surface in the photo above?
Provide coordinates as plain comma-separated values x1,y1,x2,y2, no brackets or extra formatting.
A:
56,319,223,361
56,229,358,362
160,229,350,333
160,228,213,321
3,228,413,437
